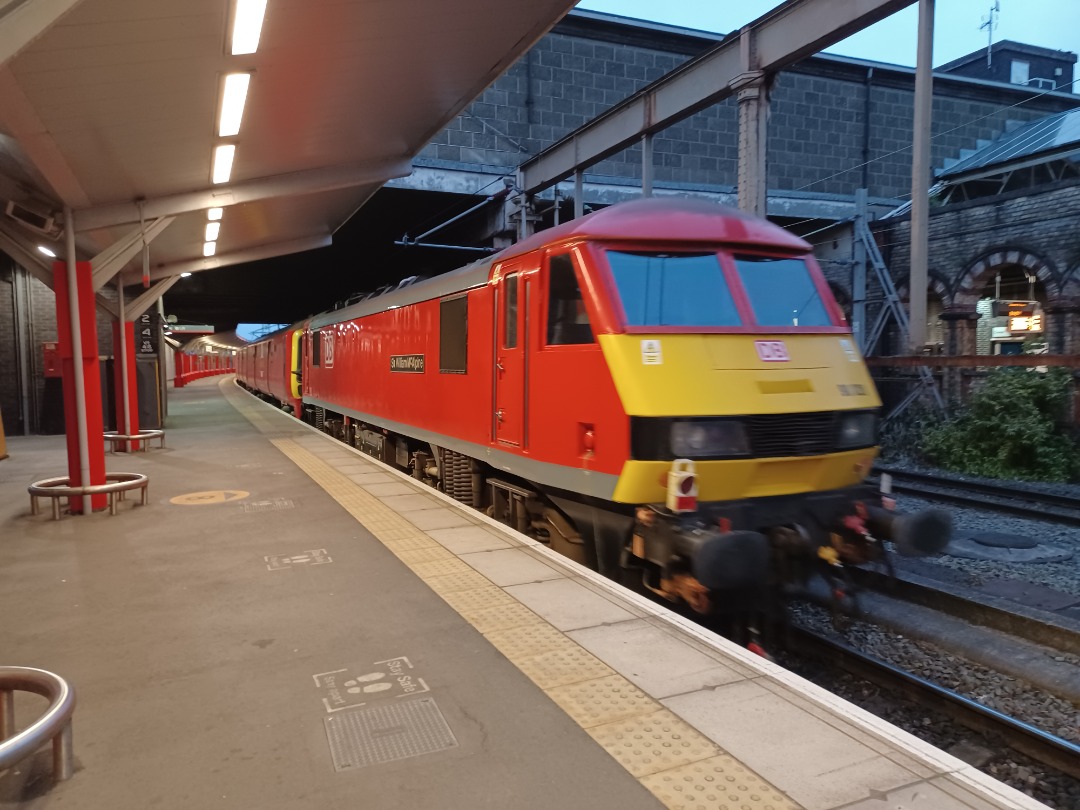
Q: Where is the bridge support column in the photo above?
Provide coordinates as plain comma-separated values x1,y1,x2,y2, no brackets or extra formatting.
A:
731,68,769,217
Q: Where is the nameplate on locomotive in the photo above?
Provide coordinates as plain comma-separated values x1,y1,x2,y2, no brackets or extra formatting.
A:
390,354,425,373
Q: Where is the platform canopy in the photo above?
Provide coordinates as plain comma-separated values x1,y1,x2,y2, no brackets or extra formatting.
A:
0,0,576,284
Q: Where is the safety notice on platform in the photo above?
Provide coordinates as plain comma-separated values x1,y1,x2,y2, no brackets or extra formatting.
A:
314,656,430,713
264,549,332,570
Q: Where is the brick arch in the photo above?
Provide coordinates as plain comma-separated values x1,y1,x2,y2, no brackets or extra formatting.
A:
953,248,1057,309
894,271,951,306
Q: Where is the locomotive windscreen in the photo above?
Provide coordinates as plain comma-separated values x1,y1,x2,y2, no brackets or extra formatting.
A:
605,252,741,327
733,255,831,327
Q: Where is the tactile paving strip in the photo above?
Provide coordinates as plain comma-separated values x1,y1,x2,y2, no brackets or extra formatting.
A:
410,558,475,579
513,646,615,689
639,755,800,810
324,697,457,771
587,710,718,778
222,388,796,808
484,621,584,660
421,570,495,595
437,585,515,614
545,674,656,728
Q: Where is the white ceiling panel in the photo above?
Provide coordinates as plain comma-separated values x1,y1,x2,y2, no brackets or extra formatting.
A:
0,0,576,284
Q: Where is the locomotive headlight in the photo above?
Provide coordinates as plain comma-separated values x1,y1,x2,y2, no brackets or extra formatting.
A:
670,420,749,458
836,412,877,449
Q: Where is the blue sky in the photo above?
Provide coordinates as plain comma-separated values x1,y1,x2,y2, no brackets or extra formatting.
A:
576,1,1079,84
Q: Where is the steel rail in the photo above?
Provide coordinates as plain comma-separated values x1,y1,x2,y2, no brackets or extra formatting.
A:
0,667,77,782
788,628,1080,780
871,470,1080,526
877,467,1080,511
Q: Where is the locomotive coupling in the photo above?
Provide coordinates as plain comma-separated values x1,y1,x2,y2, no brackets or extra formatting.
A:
630,506,770,592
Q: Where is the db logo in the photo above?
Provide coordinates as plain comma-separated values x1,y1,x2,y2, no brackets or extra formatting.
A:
323,331,335,368
754,340,789,362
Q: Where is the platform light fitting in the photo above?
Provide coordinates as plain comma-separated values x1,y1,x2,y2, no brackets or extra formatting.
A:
218,73,251,137
203,241,217,257
37,245,56,257
208,207,223,221
212,144,235,184
180,272,193,278
206,222,221,241
231,0,267,55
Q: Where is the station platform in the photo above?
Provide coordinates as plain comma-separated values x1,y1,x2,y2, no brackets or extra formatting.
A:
0,377,1050,810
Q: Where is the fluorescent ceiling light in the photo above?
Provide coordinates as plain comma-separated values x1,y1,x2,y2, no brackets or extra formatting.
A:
212,144,235,184
37,245,56,257
203,242,217,257
208,207,223,221
231,0,267,55
205,222,221,241
180,272,193,278
219,73,251,137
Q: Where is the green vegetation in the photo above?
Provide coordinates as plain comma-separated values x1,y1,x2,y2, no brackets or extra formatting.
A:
914,368,1080,482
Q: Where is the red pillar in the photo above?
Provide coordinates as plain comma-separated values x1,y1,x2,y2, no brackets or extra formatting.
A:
53,260,107,511
112,321,141,451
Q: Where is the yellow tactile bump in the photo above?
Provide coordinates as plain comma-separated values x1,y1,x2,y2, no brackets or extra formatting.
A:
462,602,543,634
421,570,495,595
438,585,515,614
546,674,657,728
640,755,800,810
379,534,442,552
513,645,615,689
587,710,718,778
484,621,583,661
394,547,457,566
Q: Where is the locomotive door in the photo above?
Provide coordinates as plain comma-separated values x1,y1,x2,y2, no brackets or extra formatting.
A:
493,264,529,447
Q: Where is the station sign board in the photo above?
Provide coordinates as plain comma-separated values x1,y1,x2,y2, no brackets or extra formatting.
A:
990,300,1043,334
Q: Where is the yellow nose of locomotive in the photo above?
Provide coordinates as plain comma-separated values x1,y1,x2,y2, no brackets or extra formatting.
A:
600,332,881,504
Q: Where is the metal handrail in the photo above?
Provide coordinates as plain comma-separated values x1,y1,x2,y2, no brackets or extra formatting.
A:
0,667,77,782
104,429,166,452
28,472,150,520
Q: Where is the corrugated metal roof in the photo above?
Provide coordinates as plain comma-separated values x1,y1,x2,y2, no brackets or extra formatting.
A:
938,108,1080,179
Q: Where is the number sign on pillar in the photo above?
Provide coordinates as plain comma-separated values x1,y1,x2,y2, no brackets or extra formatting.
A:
138,313,159,355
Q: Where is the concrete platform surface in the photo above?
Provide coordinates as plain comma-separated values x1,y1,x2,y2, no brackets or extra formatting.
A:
0,376,1051,810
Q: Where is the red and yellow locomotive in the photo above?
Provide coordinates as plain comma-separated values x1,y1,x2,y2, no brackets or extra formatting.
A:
238,197,947,615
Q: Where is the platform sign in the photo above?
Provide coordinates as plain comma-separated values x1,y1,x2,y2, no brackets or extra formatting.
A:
137,313,158,355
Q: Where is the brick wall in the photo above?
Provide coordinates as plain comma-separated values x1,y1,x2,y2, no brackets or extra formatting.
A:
419,15,1078,200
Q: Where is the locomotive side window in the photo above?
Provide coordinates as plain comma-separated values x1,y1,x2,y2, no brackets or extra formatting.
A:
606,251,741,327
311,329,321,366
503,273,519,349
734,256,831,327
439,295,468,374
547,253,594,345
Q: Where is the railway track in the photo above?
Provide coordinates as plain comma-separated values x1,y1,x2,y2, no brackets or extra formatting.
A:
787,626,1080,781
872,467,1080,526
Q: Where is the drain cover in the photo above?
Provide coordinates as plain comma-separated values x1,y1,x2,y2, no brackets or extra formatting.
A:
971,532,1037,549
324,698,457,771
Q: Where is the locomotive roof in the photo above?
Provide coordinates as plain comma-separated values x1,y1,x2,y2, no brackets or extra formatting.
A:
311,197,810,329
504,196,810,257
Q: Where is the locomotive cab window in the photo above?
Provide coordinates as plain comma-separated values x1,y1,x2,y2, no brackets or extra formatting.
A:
311,330,321,366
606,251,741,327
734,255,831,327
547,253,594,345
439,295,468,374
